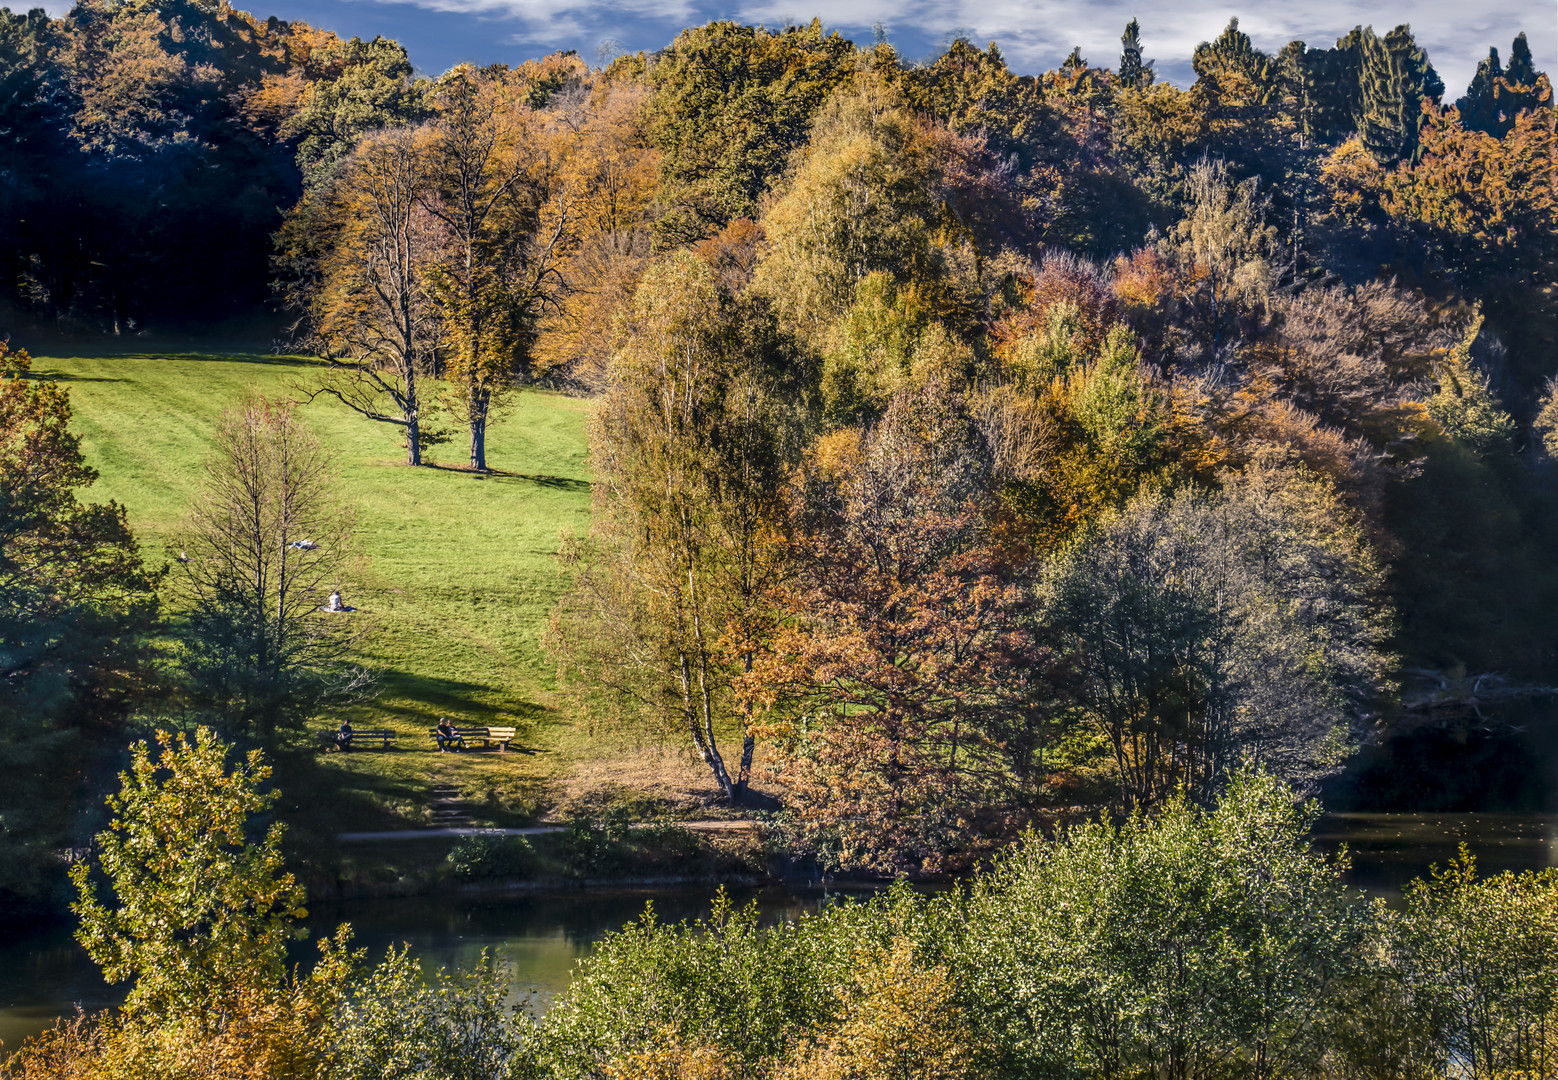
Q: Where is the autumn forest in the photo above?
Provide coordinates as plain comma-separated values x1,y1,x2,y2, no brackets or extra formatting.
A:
3,2,1558,1076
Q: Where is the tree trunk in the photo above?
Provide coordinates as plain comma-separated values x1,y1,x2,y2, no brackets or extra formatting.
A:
468,387,489,471
735,731,755,803
404,366,423,466
703,734,736,804
469,419,486,471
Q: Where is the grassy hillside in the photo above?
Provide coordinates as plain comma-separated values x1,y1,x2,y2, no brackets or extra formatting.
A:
37,351,722,835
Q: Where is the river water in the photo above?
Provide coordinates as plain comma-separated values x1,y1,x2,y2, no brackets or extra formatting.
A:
0,884,842,1055
5,810,1557,1055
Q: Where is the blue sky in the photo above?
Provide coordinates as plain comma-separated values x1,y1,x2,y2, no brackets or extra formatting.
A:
42,0,1556,94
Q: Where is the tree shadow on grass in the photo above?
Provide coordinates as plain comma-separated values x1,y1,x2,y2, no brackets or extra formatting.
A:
36,350,323,367
30,370,128,383
417,462,590,493
368,669,553,750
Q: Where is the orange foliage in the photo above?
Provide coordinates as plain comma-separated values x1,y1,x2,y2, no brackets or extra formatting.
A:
993,251,1119,359
1382,88,1558,274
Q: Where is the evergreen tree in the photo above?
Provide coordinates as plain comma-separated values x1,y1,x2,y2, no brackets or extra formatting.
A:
1456,36,1547,139
1458,48,1505,135
1355,24,1443,164
1192,19,1276,109
1285,32,1362,145
1117,18,1145,90
1505,31,1539,87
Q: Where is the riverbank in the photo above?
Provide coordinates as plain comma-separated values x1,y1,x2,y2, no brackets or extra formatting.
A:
8,809,1558,1063
291,811,778,903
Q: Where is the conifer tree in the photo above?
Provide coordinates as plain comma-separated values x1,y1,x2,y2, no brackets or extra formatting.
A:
1505,32,1539,87
1117,19,1145,90
1456,36,1548,139
1286,33,1362,145
1355,24,1443,164
1458,48,1505,135
1192,19,1276,109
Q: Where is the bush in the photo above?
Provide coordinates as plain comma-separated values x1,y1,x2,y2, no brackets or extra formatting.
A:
333,947,523,1080
557,804,636,878
525,888,906,1079
955,771,1369,1079
446,835,536,881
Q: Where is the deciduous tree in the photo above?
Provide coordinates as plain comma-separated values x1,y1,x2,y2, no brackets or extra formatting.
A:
743,387,1068,873
71,728,311,1016
424,66,562,471
550,252,813,804
169,394,369,744
644,19,855,247
1043,457,1392,808
0,342,159,900
304,124,443,465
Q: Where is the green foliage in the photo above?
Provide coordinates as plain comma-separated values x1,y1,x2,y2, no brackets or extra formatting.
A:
1427,318,1517,453
1043,460,1392,807
282,33,428,188
527,888,897,1078
446,834,536,881
644,20,856,247
959,771,1369,1080
1392,851,1558,1077
1537,377,1558,458
552,251,814,804
1192,19,1277,108
70,728,308,1017
755,74,957,347
1066,325,1166,462
1117,19,1147,90
0,344,159,902
558,803,635,878
531,774,1558,1080
1288,33,1363,145
819,273,971,426
1355,24,1444,164
334,946,524,1080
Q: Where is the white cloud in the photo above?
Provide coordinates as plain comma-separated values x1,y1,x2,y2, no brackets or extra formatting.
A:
334,0,1550,93
737,0,1545,90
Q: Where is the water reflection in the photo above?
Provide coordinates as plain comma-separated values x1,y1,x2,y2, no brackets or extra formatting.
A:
1314,812,1558,899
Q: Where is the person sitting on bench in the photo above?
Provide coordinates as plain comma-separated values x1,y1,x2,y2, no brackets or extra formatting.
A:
435,717,464,752
335,719,354,752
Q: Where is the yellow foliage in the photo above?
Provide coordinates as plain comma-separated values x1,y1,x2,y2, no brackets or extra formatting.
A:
810,427,864,479
780,938,978,1080
604,1029,730,1080
1320,137,1385,225
1537,379,1558,458
1113,82,1207,166
532,81,660,384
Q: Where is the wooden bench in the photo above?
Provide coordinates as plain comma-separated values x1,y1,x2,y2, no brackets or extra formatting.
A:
318,728,398,751
427,726,517,752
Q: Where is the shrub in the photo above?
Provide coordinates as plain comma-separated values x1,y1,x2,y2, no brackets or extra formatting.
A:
447,835,537,881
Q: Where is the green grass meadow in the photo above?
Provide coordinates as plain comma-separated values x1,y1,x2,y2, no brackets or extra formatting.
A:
39,352,597,833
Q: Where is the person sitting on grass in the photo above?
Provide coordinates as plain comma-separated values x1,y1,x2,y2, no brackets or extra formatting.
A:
435,717,464,752
335,718,354,752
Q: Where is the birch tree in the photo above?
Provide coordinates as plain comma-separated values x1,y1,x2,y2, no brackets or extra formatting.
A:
550,251,812,804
